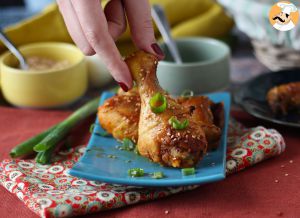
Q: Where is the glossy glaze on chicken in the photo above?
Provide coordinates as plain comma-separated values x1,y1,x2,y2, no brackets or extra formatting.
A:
98,51,223,168
98,89,223,150
267,81,300,115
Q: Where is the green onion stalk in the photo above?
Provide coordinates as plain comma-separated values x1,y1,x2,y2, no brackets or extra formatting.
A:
10,97,100,164
34,97,99,152
10,125,58,158
35,144,56,164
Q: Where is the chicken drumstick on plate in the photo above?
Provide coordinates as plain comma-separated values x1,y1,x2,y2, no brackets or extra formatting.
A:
98,51,224,168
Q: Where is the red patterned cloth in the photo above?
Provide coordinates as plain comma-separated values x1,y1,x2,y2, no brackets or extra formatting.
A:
0,118,285,218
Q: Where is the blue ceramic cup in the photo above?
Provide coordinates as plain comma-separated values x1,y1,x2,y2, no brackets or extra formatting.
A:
157,37,230,95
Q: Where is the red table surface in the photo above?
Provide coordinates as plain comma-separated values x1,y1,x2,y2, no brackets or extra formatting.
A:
0,106,299,218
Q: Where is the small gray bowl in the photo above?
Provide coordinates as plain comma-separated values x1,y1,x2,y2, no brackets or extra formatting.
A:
157,37,230,95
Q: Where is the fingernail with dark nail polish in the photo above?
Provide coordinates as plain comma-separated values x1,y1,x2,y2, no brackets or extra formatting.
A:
118,82,129,92
151,43,164,57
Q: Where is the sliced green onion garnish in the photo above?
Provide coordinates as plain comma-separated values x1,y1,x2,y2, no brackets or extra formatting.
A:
90,124,110,137
115,145,124,150
128,168,144,177
94,131,110,137
152,172,164,179
122,138,136,151
89,124,95,133
96,153,103,158
110,86,120,94
180,89,194,98
107,154,117,159
168,116,189,130
149,92,167,113
134,146,140,155
181,168,195,176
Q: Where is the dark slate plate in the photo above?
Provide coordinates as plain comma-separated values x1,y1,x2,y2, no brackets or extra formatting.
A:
234,69,300,128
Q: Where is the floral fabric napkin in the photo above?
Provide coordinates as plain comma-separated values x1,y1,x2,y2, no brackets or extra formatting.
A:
0,119,285,218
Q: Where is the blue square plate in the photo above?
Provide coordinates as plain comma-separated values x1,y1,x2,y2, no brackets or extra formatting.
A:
69,91,231,187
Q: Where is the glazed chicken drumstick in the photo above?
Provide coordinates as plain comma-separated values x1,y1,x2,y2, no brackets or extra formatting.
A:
98,89,140,143
267,81,300,115
124,51,208,167
98,89,223,150
178,96,223,150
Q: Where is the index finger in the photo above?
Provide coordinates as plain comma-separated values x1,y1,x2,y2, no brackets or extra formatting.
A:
123,0,164,60
71,0,132,90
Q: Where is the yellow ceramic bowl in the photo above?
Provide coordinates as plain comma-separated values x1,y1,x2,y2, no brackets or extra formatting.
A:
0,42,87,108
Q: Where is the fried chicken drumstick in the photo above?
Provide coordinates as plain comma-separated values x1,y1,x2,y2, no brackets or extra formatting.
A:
98,51,224,167
127,51,208,167
98,88,223,150
98,89,140,143
267,81,300,115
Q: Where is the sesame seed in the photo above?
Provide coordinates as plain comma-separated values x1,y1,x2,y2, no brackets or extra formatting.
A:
275,179,279,183
165,210,169,215
289,160,293,163
280,165,285,168
285,173,289,176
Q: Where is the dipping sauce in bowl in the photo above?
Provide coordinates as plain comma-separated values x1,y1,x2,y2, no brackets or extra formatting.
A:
25,56,70,71
0,42,87,108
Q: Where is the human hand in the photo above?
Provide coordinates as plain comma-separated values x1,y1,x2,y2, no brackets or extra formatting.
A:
57,0,164,91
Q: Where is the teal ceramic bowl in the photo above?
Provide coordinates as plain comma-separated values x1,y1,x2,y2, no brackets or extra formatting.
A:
157,37,230,95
